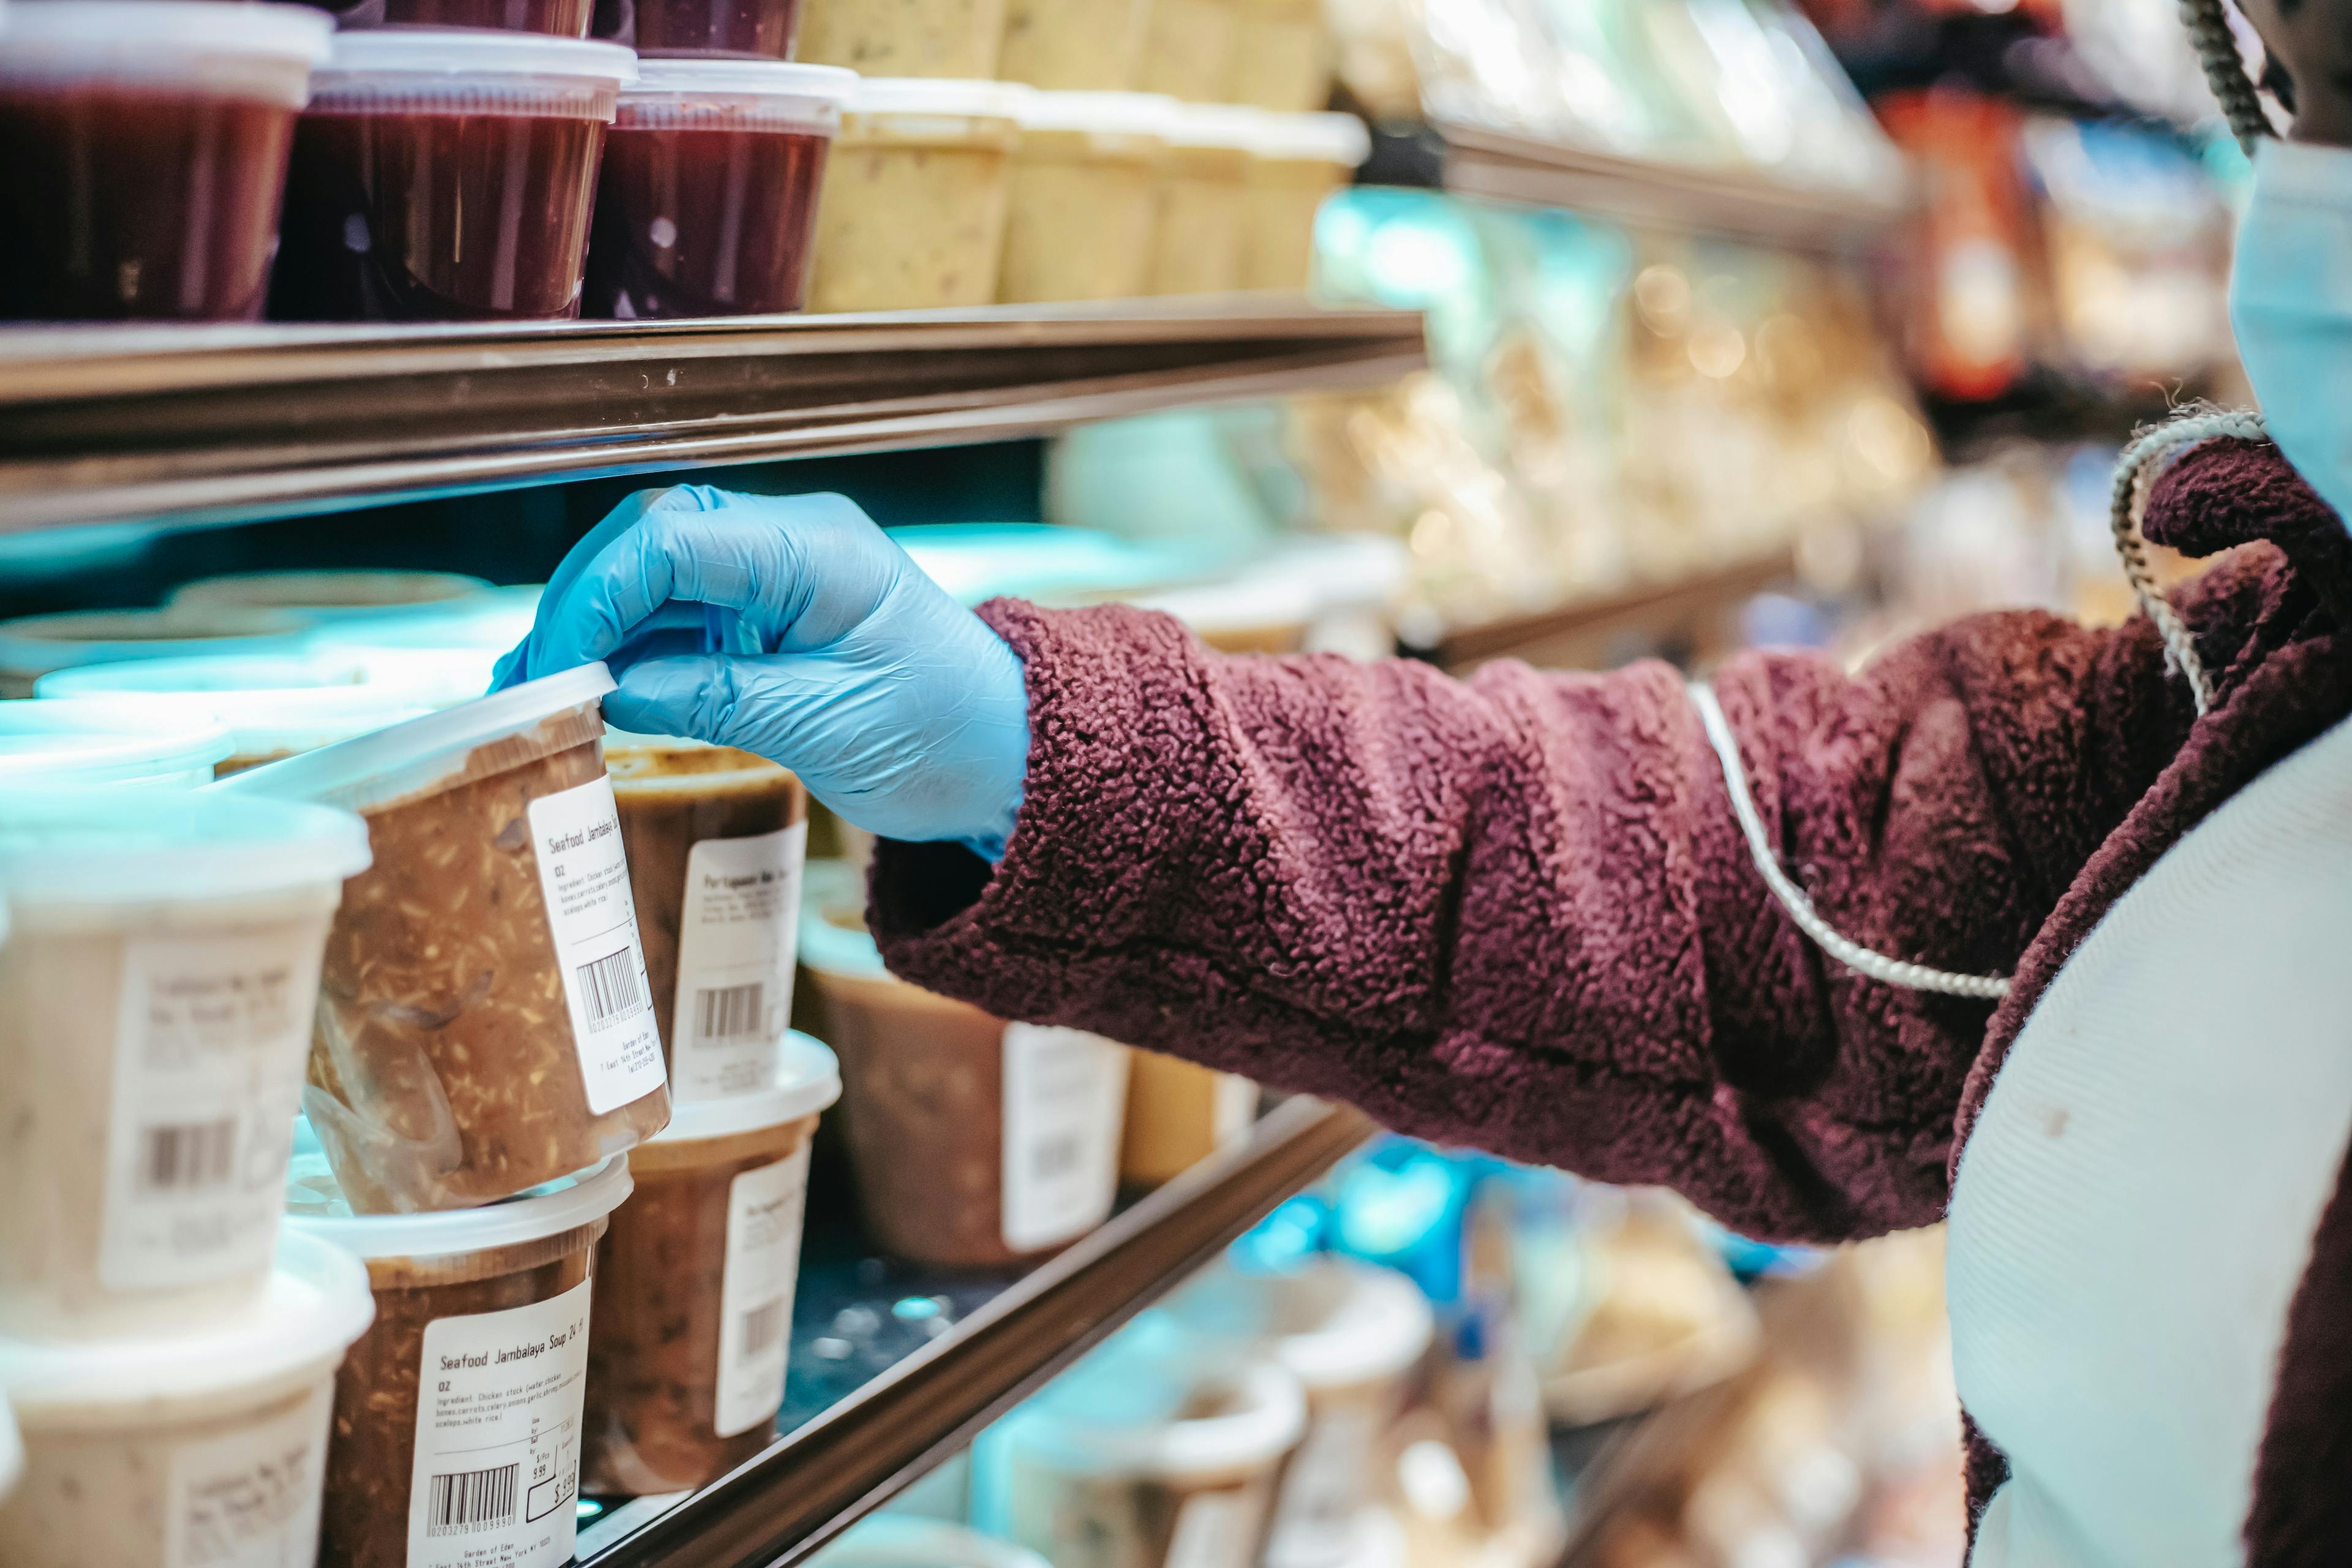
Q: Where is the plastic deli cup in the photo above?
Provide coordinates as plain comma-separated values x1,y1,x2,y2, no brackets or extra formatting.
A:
608,731,809,1103
1120,1051,1257,1187
1237,111,1366,292
168,569,496,624
0,1,331,322
1147,105,1255,296
997,0,1150,91
1136,0,1235,103
998,91,1170,305
583,1033,839,1493
0,700,233,789
1223,0,1329,111
807,78,1026,313
0,791,370,1337
801,861,1128,1269
999,1317,1306,1568
218,664,674,1212
795,0,1007,79
270,31,636,322
37,660,442,775
0,1231,374,1568
594,0,804,58
0,605,310,696
285,1149,629,1568
585,59,852,320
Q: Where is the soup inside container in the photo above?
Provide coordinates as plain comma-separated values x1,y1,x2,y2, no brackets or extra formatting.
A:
1136,0,1235,104
998,91,1171,305
0,0,331,322
794,0,1008,80
285,1147,630,1568
997,0,1150,91
1147,105,1257,296
586,59,853,321
0,1230,374,1568
584,1031,840,1493
1223,0,1329,111
607,730,810,1103
593,0,805,59
1235,111,1366,292
996,1314,1306,1568
37,658,443,774
806,77,1028,314
269,31,636,322
217,663,674,1213
0,605,311,696
0,790,370,1338
800,860,1129,1270
0,699,232,788
168,568,496,624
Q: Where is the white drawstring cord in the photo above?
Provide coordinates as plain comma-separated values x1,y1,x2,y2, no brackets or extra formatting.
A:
2107,409,2267,718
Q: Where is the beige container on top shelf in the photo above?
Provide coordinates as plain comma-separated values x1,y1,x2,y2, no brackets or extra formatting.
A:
999,91,1175,303
810,77,1030,312
1137,0,1235,102
1146,103,1258,295
1238,109,1368,291
796,0,1009,78
1224,0,1329,110
998,0,1152,89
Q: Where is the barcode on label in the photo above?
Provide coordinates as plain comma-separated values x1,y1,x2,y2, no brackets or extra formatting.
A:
140,1118,236,1194
576,948,647,1029
695,982,765,1042
1030,1134,1082,1182
425,1463,518,1537
739,1300,788,1357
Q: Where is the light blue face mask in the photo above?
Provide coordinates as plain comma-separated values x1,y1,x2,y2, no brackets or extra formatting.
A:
2231,138,2352,530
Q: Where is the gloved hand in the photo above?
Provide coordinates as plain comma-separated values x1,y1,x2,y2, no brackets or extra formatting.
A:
495,485,1030,860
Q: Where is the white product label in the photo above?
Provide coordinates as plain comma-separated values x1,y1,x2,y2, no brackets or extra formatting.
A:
1212,1073,1259,1146
1267,1405,1376,1558
165,1380,333,1568
407,1278,593,1568
101,927,322,1291
999,1024,1128,1253
1166,1489,1259,1568
529,777,666,1115
714,1140,812,1438
670,822,805,1104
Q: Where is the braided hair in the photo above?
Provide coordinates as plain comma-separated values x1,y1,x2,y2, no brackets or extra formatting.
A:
2179,0,2274,151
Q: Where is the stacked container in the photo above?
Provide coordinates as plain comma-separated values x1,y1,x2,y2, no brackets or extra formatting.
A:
0,606,310,696
1237,109,1369,292
998,91,1172,304
1147,104,1259,295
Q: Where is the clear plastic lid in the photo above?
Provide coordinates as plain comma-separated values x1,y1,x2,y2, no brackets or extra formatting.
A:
1012,90,1179,139
848,76,1033,124
168,569,496,622
310,29,638,121
286,1150,633,1259
0,699,232,786
0,606,311,687
39,646,488,714
1163,101,1272,154
1169,1259,1433,1390
619,57,854,133
0,1,331,106
0,786,371,907
213,661,614,814
51,684,434,764
0,1231,374,1419
310,583,543,653
652,1032,841,1144
1239,108,1371,167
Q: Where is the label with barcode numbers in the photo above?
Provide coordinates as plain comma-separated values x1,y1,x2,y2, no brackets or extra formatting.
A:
999,1024,1129,1253
528,776,666,1115
714,1140,810,1437
670,823,804,1104
101,926,327,1291
407,1277,592,1568
164,1377,332,1568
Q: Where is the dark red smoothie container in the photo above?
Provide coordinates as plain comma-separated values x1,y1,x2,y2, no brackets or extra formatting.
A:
0,1,332,322
590,0,805,58
268,31,636,322
584,59,850,319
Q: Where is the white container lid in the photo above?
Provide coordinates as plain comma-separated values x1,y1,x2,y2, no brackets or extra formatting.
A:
313,29,638,109
1175,1259,1432,1390
0,699,232,786
1163,101,1271,153
628,56,856,106
812,1518,1051,1568
1012,89,1178,138
0,1,331,104
654,1032,842,1144
1240,108,1370,166
168,569,495,622
0,787,371,907
1005,1316,1306,1479
0,606,311,688
287,1150,633,1258
37,660,439,761
311,583,543,653
849,76,1033,122
0,1231,373,1421
214,661,614,814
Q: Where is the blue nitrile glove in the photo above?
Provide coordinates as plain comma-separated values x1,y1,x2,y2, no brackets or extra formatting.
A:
494,486,1030,861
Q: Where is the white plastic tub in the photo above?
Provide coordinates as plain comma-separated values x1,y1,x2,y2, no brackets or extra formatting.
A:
0,789,371,1337
168,570,496,624
0,698,232,788
0,1230,375,1568
999,90,1171,304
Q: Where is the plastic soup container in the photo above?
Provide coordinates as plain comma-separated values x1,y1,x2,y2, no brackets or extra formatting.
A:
583,1033,839,1493
1137,0,1235,103
37,662,441,774
796,0,1007,78
0,605,310,696
0,701,232,789
1147,105,1254,296
219,664,674,1212
595,0,804,56
608,733,809,1104
1223,0,1329,111
586,60,851,321
270,32,636,322
998,0,1150,90
0,1,330,322
168,569,496,624
1238,111,1365,292
286,1151,630,1568
1121,1051,1257,1187
998,91,1169,304
0,1231,374,1568
0,791,371,1338
801,862,1129,1270
807,78,1025,312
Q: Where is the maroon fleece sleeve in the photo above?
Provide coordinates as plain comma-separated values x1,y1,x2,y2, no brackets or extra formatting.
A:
870,578,2213,1243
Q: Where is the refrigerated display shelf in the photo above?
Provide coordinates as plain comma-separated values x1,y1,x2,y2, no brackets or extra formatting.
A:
0,298,1427,535
575,1095,1374,1568
1431,548,1798,673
